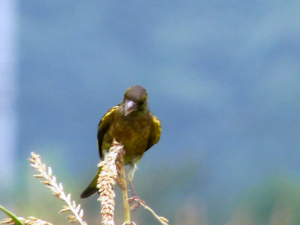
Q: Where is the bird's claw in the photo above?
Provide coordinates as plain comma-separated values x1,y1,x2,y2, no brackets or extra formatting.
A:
128,195,145,211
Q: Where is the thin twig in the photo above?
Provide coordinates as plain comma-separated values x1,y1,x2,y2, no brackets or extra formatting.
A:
130,199,169,225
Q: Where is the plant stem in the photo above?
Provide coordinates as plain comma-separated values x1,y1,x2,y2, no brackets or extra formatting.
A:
120,157,131,224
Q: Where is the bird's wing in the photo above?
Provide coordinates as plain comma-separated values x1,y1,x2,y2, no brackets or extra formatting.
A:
145,114,161,151
97,105,119,159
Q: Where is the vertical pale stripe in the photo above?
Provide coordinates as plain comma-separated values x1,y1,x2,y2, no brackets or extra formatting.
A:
0,0,18,189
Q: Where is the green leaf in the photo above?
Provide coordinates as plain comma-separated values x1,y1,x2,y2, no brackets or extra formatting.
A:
0,205,25,225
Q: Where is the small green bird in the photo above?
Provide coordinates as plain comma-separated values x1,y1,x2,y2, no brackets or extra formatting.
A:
80,85,161,199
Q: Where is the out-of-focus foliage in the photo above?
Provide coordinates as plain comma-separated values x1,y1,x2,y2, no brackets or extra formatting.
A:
228,178,300,225
0,205,24,225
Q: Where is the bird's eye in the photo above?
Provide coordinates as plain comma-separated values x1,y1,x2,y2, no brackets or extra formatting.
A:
137,100,145,107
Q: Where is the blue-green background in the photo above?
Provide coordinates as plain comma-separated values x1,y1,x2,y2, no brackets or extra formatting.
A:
2,1,300,224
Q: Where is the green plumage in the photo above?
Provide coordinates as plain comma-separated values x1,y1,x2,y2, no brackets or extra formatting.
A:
80,85,161,198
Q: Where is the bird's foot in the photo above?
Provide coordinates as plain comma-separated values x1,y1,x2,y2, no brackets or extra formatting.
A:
128,195,145,211
128,181,145,210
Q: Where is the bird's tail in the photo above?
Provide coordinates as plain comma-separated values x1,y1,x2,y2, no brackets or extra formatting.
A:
80,167,101,198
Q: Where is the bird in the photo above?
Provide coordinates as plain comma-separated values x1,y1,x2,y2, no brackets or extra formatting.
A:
80,85,161,199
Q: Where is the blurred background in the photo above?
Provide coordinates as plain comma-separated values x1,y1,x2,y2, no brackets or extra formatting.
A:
1,0,300,224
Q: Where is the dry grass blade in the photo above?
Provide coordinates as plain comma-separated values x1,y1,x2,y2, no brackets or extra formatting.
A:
29,152,88,225
59,206,71,213
0,216,53,225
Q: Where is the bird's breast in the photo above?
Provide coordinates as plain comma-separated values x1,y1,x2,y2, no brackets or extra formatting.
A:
103,113,151,164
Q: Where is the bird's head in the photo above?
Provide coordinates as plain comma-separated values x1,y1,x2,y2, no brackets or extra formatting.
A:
123,85,148,116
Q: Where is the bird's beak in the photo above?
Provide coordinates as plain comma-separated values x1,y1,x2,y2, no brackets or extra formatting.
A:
125,100,136,116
